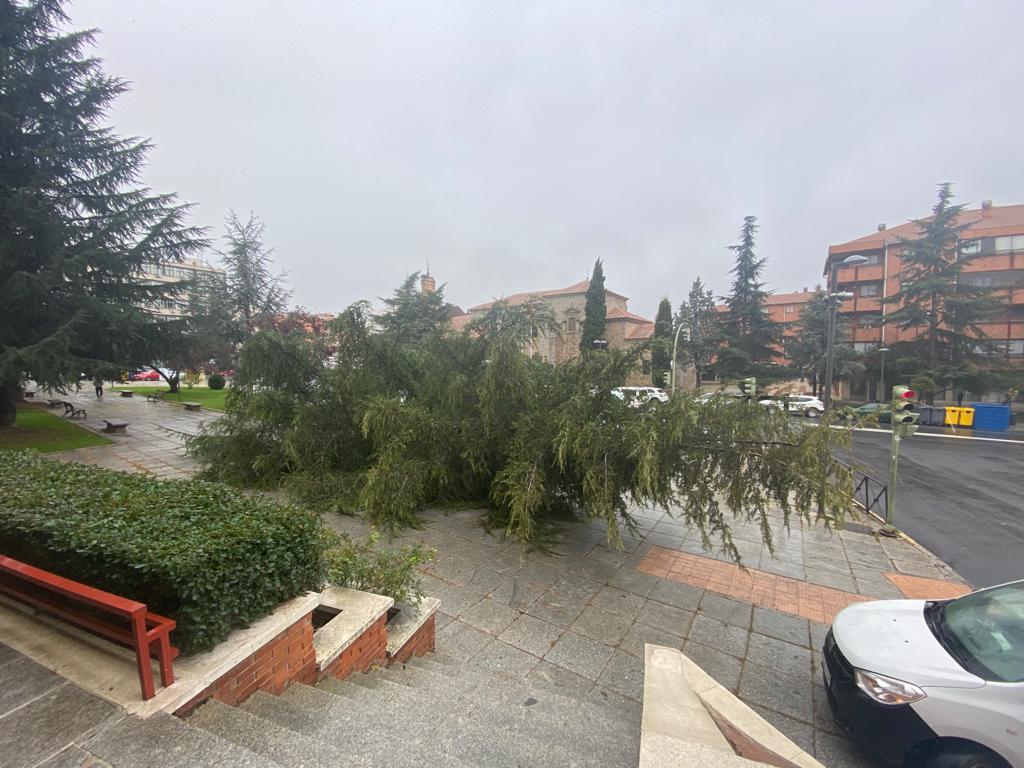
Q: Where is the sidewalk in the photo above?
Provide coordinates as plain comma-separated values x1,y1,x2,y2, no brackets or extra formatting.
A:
41,389,205,479
39,391,972,767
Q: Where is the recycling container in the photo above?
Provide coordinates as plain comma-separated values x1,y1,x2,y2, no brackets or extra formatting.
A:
944,406,961,426
917,405,945,426
969,403,1011,432
958,407,975,428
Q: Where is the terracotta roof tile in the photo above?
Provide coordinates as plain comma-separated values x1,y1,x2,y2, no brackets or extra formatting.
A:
468,279,628,312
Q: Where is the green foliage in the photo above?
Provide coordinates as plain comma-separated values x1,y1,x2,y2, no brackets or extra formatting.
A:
910,374,938,402
787,291,864,396
321,528,434,606
183,370,201,389
885,183,998,371
208,373,226,390
0,0,207,426
651,298,673,386
218,212,291,342
191,276,855,557
580,259,607,353
714,217,782,380
0,451,324,654
676,278,719,390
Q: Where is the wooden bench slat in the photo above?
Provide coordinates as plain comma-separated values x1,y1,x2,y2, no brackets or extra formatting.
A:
0,556,143,616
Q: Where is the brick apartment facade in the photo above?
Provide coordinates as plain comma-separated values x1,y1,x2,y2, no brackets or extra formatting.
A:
826,201,1024,398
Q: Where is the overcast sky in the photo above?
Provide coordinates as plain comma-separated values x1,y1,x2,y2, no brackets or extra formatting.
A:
68,0,1024,318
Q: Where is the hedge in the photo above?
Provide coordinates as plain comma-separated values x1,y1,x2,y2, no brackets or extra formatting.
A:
0,451,324,654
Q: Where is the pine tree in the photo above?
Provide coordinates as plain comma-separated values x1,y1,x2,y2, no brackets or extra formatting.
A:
884,183,997,376
713,216,781,380
675,278,719,391
218,212,290,342
0,0,207,426
376,272,451,345
580,259,607,353
650,298,673,386
788,291,863,396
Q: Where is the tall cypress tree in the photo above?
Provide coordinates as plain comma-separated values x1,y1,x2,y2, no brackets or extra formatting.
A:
0,0,206,425
676,277,719,391
580,259,607,353
713,216,781,379
651,297,673,386
884,183,997,375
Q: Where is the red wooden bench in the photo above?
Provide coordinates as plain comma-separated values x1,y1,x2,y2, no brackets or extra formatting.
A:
0,555,178,700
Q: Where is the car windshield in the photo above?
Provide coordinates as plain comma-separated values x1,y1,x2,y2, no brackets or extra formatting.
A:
929,582,1024,683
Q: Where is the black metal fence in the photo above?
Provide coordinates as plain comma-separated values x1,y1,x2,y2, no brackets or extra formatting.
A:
833,458,888,517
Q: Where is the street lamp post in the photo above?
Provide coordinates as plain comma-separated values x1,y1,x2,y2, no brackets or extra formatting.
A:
877,347,890,402
822,254,868,411
669,324,691,396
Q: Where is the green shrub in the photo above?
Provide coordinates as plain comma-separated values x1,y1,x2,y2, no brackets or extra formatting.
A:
0,451,324,654
322,528,434,606
207,373,226,390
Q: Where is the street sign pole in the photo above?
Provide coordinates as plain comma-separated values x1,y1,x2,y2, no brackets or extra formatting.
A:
880,426,902,537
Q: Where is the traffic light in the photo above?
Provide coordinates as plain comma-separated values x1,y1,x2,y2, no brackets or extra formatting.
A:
891,386,915,410
741,377,757,398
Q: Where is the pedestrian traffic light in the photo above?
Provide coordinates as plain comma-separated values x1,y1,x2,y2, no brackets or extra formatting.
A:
741,377,757,398
891,386,915,410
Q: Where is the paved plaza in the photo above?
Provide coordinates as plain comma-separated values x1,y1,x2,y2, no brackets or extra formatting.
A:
45,392,971,767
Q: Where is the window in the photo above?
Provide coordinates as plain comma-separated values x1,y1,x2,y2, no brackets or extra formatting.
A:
852,342,878,353
965,274,993,287
994,235,1024,252
959,239,980,256
1010,340,1024,356
567,317,577,334
859,284,878,297
860,253,880,265
784,305,795,314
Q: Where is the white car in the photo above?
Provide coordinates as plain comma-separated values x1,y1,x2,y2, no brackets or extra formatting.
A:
824,580,1023,768
758,394,824,418
611,387,669,408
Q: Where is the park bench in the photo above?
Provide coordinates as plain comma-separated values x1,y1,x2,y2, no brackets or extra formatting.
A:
47,398,64,408
183,401,202,412
119,390,134,398
145,393,162,403
23,391,35,398
62,401,86,419
0,555,177,700
103,419,129,434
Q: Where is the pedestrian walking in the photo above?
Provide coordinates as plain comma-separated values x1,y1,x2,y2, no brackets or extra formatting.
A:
93,375,104,399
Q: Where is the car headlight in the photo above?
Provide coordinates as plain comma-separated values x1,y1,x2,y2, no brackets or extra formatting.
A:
854,670,926,706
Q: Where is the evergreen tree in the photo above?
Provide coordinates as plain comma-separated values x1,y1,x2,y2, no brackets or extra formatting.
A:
651,298,673,386
787,291,864,396
0,0,206,426
580,259,607,353
376,272,450,345
675,278,719,391
713,216,781,380
884,183,997,377
218,212,290,342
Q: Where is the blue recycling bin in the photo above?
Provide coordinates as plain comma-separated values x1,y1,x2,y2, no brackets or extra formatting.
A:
968,403,1011,432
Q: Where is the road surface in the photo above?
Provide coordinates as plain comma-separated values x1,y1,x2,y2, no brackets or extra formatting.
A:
837,429,1024,588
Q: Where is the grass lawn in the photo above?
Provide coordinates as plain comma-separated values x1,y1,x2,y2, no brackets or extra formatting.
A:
0,405,112,453
112,385,228,411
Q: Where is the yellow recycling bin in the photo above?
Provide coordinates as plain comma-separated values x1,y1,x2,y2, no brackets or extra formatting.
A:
944,406,961,426
959,407,975,428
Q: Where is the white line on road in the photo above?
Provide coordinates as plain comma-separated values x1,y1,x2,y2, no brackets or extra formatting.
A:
847,426,1024,445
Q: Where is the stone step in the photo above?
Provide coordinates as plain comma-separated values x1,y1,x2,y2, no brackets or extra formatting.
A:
276,682,597,768
328,668,638,768
86,711,280,768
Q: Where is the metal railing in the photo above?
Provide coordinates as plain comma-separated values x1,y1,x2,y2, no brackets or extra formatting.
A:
833,457,888,517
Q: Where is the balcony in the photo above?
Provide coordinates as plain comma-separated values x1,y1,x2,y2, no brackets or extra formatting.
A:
852,326,882,342
835,264,884,285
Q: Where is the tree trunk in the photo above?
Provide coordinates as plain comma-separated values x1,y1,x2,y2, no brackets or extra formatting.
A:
0,378,20,428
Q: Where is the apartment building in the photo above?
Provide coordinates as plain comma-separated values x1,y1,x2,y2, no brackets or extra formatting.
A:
138,258,226,318
825,200,1024,396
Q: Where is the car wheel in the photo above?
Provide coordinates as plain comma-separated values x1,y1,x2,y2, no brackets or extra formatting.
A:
920,744,1009,768
805,407,821,418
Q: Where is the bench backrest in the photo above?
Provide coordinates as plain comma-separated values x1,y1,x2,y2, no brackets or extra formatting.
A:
0,555,144,618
